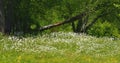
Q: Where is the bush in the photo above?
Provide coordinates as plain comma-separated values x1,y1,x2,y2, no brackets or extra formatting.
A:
87,21,120,38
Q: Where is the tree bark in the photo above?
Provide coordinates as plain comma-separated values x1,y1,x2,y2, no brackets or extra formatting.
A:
5,0,14,34
0,0,5,33
80,15,89,32
39,12,86,31
71,22,76,32
74,14,88,33
75,18,83,33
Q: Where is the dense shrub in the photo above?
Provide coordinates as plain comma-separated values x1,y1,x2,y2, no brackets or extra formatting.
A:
87,21,120,38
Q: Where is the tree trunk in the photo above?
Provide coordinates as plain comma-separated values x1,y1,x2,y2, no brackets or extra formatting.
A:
5,0,14,34
75,18,83,33
0,0,5,33
74,14,88,33
80,15,89,32
71,22,76,32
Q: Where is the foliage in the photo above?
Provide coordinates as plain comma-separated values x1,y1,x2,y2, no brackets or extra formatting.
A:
0,32,120,63
87,21,120,38
2,0,120,37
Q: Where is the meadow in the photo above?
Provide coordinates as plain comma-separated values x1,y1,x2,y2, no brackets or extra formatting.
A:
0,32,120,63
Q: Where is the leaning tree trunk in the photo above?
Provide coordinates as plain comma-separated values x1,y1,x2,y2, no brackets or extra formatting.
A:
0,0,5,33
85,11,108,32
39,12,86,31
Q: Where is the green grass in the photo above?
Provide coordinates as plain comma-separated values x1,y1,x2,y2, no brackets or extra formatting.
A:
0,32,120,63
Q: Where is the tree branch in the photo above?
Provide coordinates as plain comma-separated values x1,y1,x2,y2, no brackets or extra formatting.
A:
85,12,109,31
39,12,86,31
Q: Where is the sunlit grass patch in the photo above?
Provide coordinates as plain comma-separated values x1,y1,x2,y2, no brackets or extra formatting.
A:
0,32,120,63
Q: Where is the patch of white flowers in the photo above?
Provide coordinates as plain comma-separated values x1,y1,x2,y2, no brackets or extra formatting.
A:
1,32,120,57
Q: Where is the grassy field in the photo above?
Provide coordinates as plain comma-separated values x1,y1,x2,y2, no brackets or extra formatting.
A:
0,32,120,63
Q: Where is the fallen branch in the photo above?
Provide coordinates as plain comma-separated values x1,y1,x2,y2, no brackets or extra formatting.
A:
39,12,86,31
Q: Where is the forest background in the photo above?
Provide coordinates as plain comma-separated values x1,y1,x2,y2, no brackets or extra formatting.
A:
0,0,120,38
